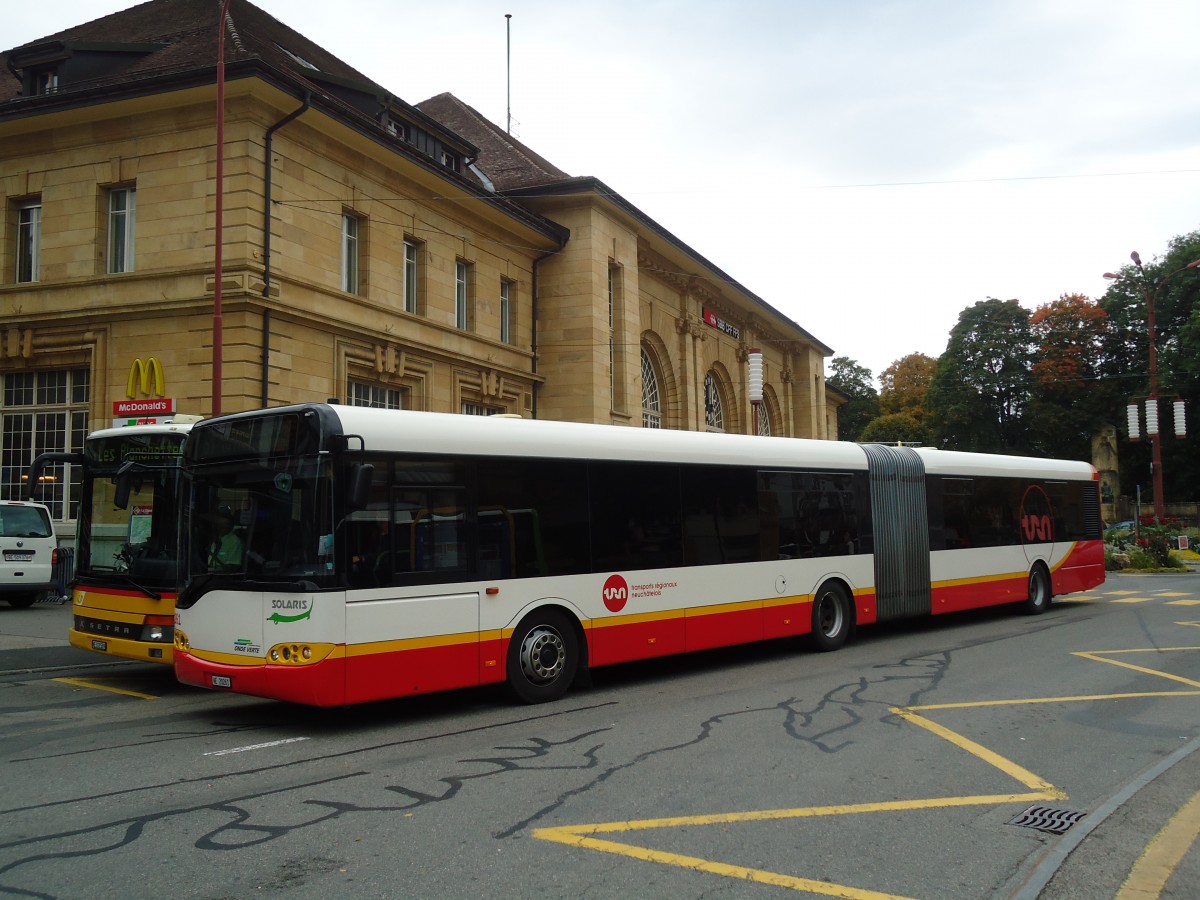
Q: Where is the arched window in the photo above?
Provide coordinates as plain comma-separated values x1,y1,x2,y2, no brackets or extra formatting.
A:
754,403,771,436
641,348,661,428
704,371,724,432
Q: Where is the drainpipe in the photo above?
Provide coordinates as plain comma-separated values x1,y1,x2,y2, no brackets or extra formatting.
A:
530,244,564,419
261,92,310,298
260,308,271,406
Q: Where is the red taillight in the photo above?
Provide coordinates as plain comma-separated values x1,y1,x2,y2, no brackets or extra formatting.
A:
51,548,59,565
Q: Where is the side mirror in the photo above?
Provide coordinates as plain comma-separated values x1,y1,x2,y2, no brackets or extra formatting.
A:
346,462,374,511
114,461,137,510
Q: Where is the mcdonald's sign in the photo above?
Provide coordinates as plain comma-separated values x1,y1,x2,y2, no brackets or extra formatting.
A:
126,357,165,398
114,357,174,417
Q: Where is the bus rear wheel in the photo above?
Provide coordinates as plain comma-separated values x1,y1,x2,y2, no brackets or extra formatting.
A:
809,582,851,652
1024,565,1052,615
507,609,579,704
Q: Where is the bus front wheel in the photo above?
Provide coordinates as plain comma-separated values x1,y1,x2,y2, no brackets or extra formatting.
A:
809,582,852,652
507,609,579,704
1024,565,1052,615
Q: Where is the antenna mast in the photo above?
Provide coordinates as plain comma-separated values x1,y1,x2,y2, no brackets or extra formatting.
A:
505,14,512,134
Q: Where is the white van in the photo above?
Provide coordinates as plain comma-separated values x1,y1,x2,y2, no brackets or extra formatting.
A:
0,500,58,608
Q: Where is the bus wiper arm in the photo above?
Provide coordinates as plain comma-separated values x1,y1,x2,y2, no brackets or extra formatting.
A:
110,571,163,601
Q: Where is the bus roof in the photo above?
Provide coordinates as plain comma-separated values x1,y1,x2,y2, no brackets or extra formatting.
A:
329,405,871,470
322,406,1094,480
913,447,1096,481
87,419,198,441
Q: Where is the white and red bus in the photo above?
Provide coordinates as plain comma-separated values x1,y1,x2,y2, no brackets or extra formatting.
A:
173,404,1104,706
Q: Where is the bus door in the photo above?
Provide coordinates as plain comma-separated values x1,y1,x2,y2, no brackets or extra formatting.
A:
342,490,481,702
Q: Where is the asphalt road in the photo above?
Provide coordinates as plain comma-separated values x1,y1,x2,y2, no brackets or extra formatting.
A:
1,573,1198,899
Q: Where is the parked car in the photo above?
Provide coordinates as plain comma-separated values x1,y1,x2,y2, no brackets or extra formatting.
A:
0,500,58,608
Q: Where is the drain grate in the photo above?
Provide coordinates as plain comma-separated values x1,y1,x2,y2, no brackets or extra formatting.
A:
1008,805,1087,835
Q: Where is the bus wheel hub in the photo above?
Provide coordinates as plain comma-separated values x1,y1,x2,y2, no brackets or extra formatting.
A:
520,627,564,683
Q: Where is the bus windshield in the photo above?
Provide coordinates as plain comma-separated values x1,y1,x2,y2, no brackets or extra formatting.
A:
181,453,335,600
76,432,186,589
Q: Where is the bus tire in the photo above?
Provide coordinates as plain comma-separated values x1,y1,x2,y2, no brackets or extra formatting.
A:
809,582,852,652
1024,565,1052,615
507,609,579,704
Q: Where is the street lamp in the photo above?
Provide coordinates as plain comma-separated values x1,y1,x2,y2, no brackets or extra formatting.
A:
212,0,232,418
1102,252,1200,520
747,348,764,435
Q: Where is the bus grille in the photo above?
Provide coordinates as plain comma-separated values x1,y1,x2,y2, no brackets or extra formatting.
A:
75,616,139,639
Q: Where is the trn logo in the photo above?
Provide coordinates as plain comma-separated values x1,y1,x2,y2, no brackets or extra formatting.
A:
602,573,629,613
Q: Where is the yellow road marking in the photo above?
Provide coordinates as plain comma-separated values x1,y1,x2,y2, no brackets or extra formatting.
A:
534,829,919,899
536,644,1200,896
1157,592,1192,598
1073,649,1200,689
1112,598,1154,604
1116,788,1200,900
1167,599,1200,606
53,677,158,700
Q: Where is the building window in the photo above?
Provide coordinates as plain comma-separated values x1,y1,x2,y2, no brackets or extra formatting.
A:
107,187,136,274
462,402,504,416
403,239,420,314
499,280,513,344
641,348,662,429
754,403,771,436
386,117,408,141
342,213,361,294
33,69,59,94
441,150,458,171
2,369,89,521
15,200,41,283
455,260,473,330
704,371,724,432
347,380,404,409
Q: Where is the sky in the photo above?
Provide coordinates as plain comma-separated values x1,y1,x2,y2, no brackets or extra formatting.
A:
10,0,1200,386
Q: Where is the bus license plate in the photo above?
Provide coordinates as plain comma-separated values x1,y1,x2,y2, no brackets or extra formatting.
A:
211,675,232,688
91,639,108,652
4,552,33,561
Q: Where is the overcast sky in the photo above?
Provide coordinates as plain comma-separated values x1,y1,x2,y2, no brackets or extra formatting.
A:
11,0,1200,385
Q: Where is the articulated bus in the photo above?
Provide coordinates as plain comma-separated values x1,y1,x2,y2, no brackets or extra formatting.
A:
32,419,199,663
173,404,1104,707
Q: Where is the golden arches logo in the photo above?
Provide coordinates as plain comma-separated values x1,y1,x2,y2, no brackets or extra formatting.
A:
127,357,165,398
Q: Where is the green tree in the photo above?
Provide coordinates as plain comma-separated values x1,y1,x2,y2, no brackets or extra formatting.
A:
928,298,1033,452
827,356,879,441
1099,231,1200,502
857,412,933,446
1026,293,1115,461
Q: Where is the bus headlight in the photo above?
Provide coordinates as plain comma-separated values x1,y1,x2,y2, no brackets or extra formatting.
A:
265,642,335,666
141,615,175,643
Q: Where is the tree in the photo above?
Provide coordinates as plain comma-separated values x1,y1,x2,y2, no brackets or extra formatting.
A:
857,412,933,446
1026,293,1115,461
879,353,936,423
1099,230,1200,503
928,298,1033,452
827,356,879,441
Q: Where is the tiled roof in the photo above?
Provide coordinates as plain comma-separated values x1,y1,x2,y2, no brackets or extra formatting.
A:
2,0,378,99
417,92,571,191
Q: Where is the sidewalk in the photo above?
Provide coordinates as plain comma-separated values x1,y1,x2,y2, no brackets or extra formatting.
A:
0,597,105,670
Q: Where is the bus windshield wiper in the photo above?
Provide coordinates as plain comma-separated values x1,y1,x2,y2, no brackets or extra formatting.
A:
107,570,163,601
